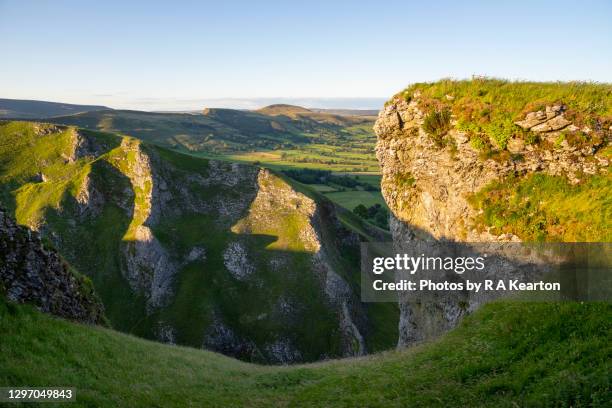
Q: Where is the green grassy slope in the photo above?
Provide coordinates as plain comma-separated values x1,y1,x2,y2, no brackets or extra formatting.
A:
1,299,609,407
469,170,612,242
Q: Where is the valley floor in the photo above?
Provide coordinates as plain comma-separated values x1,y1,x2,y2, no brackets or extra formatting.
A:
1,300,609,407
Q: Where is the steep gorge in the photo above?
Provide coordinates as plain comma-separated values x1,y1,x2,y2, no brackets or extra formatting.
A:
0,121,396,363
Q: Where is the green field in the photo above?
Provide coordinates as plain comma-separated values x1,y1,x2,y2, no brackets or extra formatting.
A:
349,174,383,188
278,171,388,228
324,190,387,209
223,149,380,173
1,299,609,407
306,177,386,210
310,184,337,193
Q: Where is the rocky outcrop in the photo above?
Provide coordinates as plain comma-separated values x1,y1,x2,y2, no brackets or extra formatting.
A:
223,241,254,280
69,128,107,161
376,97,608,242
107,141,370,362
514,105,570,133
375,88,609,347
231,169,368,361
75,173,105,217
203,312,261,361
123,225,175,311
377,97,505,241
114,139,175,311
0,207,105,324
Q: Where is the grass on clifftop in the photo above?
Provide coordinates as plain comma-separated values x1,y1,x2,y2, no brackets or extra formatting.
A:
469,172,612,242
1,299,610,407
395,78,611,149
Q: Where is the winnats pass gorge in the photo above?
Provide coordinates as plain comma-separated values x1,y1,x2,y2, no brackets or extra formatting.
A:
0,2,611,405
1,78,610,407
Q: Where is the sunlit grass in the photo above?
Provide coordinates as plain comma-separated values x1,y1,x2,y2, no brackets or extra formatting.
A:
1,299,609,407
469,172,612,241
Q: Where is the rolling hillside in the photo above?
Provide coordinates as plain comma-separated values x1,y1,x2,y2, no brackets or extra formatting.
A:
43,105,380,172
1,298,609,407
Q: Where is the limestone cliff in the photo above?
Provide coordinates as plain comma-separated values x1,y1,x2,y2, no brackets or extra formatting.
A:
376,94,608,242
375,80,610,346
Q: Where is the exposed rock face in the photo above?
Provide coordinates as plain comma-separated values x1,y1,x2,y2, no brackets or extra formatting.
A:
514,105,569,132
105,139,177,311
375,93,609,347
186,246,206,263
265,338,302,364
203,312,260,360
0,207,105,324
376,98,505,241
156,321,176,345
223,241,254,280
376,97,608,242
231,169,368,361
69,128,107,161
123,225,175,311
75,173,105,217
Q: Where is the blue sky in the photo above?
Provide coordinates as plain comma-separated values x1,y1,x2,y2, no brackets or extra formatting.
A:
1,0,610,110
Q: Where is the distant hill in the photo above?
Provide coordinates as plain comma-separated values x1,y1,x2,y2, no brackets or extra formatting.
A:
255,104,373,124
256,104,313,115
41,105,379,172
0,98,110,119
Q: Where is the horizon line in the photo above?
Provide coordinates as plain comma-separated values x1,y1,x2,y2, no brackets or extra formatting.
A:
0,96,390,112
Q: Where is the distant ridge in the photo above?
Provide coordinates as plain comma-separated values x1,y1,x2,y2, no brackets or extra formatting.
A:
0,98,110,119
256,104,313,115
254,104,377,121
